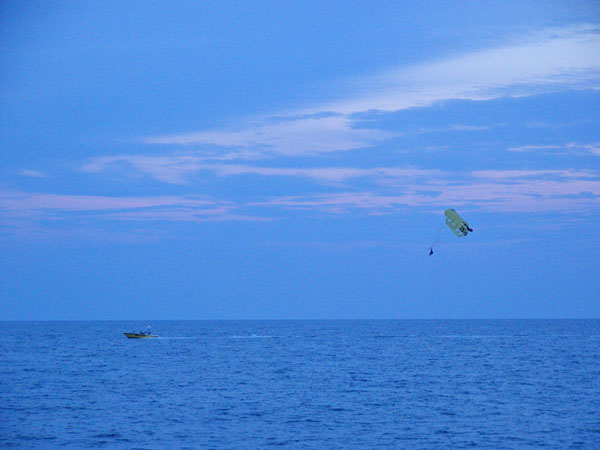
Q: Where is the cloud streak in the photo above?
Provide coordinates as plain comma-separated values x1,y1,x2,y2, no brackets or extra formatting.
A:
19,170,49,178
0,192,263,223
508,142,600,155
83,155,442,185
143,115,395,156
140,25,600,156
313,25,600,115
82,155,210,185
247,167,600,214
4,168,598,231
254,179,600,214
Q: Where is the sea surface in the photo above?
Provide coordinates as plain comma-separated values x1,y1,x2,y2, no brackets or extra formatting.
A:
1,320,599,449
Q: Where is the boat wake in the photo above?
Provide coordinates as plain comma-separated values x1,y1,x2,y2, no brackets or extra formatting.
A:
231,334,277,339
154,336,199,340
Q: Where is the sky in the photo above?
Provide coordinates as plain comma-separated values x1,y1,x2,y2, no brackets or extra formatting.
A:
1,1,599,320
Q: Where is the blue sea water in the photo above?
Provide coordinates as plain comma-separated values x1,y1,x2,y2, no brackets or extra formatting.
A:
1,320,599,449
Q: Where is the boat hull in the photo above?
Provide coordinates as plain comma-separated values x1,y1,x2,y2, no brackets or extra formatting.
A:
124,333,158,339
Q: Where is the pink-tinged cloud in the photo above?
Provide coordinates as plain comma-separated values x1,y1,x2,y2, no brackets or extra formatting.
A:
508,142,600,155
75,166,600,215
470,169,599,180
0,192,214,211
81,155,210,185
103,209,269,223
82,155,443,185
143,115,395,156
0,192,265,223
253,173,600,214
209,165,441,183
3,166,600,229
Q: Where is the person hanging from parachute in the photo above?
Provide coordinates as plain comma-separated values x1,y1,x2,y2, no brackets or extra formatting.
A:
429,209,473,255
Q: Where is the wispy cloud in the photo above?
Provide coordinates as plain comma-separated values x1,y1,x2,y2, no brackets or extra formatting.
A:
82,155,210,185
0,192,263,223
471,169,599,179
127,24,600,167
209,165,441,183
19,170,49,178
253,169,600,214
2,167,599,237
313,24,600,115
253,184,600,215
508,142,600,155
143,114,395,156
83,155,441,185
0,192,210,211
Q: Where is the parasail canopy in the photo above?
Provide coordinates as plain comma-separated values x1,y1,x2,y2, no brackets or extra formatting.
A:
444,209,472,237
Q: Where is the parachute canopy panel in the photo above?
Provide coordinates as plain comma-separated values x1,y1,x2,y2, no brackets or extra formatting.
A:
444,209,472,237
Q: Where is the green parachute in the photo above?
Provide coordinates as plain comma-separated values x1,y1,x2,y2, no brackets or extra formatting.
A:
429,209,473,255
444,208,473,237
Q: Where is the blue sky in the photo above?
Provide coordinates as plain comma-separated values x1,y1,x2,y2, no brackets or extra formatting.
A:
1,1,599,320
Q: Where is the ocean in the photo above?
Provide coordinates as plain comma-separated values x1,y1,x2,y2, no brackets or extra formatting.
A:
1,320,598,449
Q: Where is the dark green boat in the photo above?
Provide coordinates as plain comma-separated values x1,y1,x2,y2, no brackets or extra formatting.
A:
124,326,158,338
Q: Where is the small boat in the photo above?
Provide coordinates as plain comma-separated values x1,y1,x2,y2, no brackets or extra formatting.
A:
124,326,158,339
124,332,158,339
